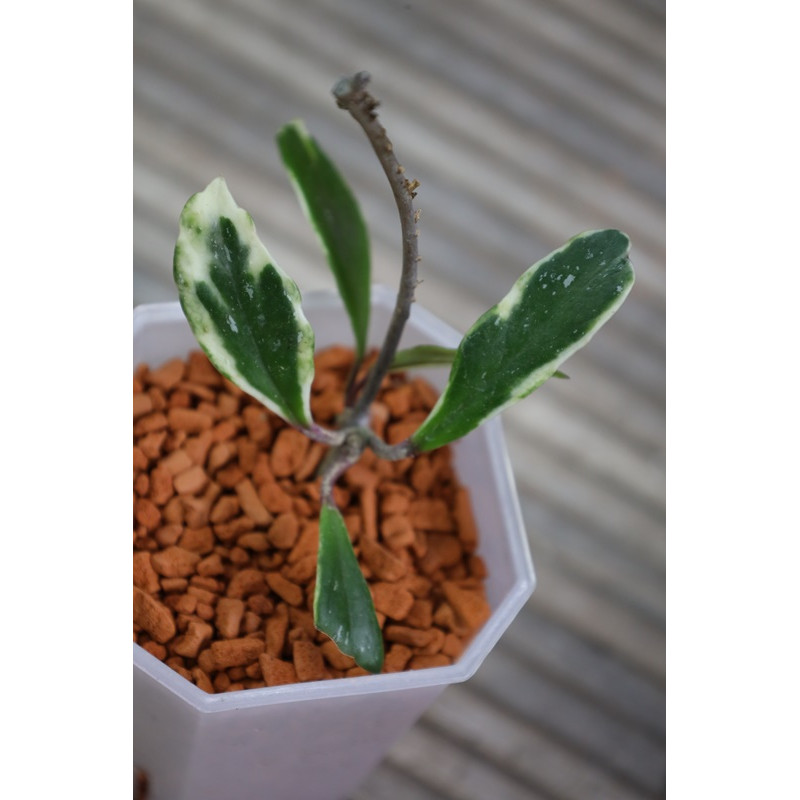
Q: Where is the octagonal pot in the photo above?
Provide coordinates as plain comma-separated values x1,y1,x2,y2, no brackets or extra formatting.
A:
133,285,535,800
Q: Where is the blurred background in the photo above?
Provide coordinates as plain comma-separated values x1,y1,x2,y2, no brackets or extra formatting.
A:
134,0,664,797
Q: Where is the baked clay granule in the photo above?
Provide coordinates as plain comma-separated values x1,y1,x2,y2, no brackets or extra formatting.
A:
133,346,490,693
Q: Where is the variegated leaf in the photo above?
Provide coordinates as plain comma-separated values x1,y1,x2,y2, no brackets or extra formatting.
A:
411,229,634,452
314,502,384,673
173,177,315,428
278,120,371,358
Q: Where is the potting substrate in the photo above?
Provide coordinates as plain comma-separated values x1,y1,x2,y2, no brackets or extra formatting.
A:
133,346,491,692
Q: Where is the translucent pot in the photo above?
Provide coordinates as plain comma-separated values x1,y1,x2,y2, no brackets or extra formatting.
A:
133,285,535,800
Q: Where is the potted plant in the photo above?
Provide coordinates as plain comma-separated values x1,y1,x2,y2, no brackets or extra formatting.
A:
133,72,634,800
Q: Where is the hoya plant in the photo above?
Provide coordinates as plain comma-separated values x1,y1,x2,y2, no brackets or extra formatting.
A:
173,72,634,674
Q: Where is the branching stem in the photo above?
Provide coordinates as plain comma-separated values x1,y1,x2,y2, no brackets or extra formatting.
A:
316,72,421,494
333,72,421,420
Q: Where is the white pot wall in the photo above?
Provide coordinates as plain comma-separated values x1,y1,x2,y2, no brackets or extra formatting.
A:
133,286,535,800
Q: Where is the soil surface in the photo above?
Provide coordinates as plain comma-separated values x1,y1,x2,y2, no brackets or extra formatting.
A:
133,347,489,692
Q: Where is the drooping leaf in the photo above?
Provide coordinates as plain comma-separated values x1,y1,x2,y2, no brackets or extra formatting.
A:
278,120,371,358
390,345,457,371
174,177,315,428
411,230,634,452
314,503,384,673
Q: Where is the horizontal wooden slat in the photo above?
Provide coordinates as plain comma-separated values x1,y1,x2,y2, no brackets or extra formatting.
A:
424,685,650,800
469,647,665,794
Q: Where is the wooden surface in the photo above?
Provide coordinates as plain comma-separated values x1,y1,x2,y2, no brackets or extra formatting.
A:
133,1,665,797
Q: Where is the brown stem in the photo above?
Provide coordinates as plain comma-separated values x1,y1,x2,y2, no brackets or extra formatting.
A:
332,72,421,421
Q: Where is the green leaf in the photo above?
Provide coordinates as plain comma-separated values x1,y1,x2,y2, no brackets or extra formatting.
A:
411,230,634,452
390,345,457,371
173,177,315,428
277,120,371,358
314,503,384,673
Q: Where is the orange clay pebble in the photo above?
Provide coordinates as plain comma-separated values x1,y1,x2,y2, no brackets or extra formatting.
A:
133,552,161,594
226,568,267,599
237,532,270,552
208,441,237,473
409,654,451,670
442,633,464,660
184,431,214,466
197,552,225,577
210,637,265,669
282,553,316,584
292,640,326,682
237,438,259,473
258,480,294,514
442,581,491,629
404,598,434,630
454,487,479,552
419,532,463,574
320,640,357,671
133,587,176,643
295,442,326,481
148,358,185,389
133,393,154,419
187,351,222,385
360,486,379,541
134,497,161,532
192,667,215,693
242,406,271,444
266,572,304,606
160,577,188,593
234,478,272,525
433,602,471,637
268,512,300,549
381,515,415,549
164,593,197,615
134,412,168,438
383,644,413,672
370,582,415,621
242,610,262,634
286,523,319,564
383,625,436,649
178,526,215,554
270,428,310,478
359,537,408,582
247,594,274,616
208,494,240,525
211,418,238,442
265,603,289,657
409,498,453,531
149,467,173,505
139,430,167,460
167,407,213,434
142,641,167,661
172,620,213,659
172,465,208,495
259,654,298,687
150,546,201,578
135,348,490,692
215,597,245,639
133,446,149,471
417,627,446,656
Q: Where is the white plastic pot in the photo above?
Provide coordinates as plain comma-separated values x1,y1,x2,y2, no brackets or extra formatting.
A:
133,285,535,800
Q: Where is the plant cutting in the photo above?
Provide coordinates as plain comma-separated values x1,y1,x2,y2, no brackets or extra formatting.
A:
134,70,634,800
169,70,635,674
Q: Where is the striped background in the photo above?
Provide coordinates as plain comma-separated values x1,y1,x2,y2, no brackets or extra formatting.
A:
134,1,665,797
